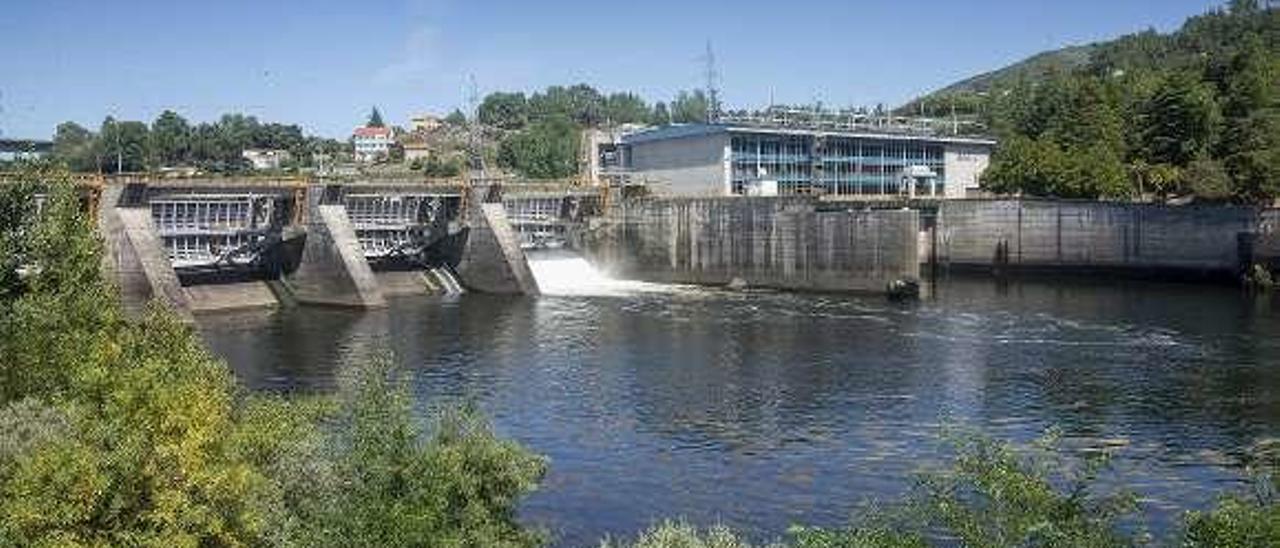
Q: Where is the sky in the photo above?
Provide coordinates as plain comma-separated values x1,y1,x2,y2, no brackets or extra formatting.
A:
1,0,1227,139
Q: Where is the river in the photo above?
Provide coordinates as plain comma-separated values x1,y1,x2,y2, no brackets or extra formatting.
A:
197,257,1280,546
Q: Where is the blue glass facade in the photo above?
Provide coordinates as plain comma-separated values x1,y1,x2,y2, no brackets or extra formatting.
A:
729,133,946,197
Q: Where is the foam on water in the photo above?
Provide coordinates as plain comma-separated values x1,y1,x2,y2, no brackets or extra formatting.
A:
525,250,677,297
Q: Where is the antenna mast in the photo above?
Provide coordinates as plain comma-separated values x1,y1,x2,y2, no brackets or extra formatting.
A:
466,75,485,180
703,41,720,123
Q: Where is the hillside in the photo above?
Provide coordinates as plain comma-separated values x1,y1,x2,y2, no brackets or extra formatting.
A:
904,1,1280,204
904,1,1279,113
928,44,1097,97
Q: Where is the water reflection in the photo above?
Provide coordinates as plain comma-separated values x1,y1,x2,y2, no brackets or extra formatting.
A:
199,277,1280,546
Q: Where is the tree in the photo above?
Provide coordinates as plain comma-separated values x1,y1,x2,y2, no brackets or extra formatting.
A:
671,90,711,124
650,102,671,126
50,122,97,172
478,92,529,130
497,115,579,179
444,109,467,126
603,92,651,125
367,106,385,128
1138,71,1222,167
150,110,191,167
528,84,605,126
274,357,546,547
1182,155,1234,200
0,174,273,544
1219,35,1280,202
97,117,151,173
982,136,1067,197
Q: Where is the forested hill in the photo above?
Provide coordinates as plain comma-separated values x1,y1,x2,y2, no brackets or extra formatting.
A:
909,1,1280,204
909,1,1279,110
927,45,1096,97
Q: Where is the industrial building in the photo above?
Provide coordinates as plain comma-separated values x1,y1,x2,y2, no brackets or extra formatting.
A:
619,123,995,199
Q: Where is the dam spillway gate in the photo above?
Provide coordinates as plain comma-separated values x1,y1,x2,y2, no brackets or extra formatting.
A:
344,191,461,266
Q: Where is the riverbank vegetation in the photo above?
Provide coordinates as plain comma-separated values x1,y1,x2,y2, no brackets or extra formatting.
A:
0,168,545,546
927,1,1280,203
2,168,1278,546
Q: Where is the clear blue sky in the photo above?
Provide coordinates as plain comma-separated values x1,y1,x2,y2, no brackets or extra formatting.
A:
1,0,1225,139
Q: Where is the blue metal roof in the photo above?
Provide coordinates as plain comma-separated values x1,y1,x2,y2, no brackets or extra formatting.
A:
621,123,997,147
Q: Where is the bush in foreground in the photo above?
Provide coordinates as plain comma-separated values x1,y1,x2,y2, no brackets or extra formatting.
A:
0,167,547,547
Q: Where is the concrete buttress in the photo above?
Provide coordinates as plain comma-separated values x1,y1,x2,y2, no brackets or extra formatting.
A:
285,185,386,307
455,203,540,296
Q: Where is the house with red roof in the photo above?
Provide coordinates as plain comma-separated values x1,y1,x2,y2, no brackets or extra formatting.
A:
352,126,393,163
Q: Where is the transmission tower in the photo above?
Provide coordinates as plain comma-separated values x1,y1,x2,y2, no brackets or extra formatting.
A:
702,41,721,123
466,75,486,181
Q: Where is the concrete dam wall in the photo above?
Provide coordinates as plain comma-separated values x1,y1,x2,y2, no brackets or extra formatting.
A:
935,200,1266,278
587,197,920,293
92,179,540,315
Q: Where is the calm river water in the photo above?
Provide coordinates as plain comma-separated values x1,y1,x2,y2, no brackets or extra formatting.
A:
198,265,1280,546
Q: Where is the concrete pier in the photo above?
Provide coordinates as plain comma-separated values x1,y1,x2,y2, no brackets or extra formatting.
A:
286,189,386,307
97,183,194,320
455,203,541,296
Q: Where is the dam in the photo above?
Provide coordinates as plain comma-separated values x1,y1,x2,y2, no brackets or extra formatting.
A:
8,173,1280,545
20,174,929,316
10,173,1280,317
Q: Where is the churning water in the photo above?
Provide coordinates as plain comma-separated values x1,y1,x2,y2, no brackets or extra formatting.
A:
197,275,1280,546
525,249,677,297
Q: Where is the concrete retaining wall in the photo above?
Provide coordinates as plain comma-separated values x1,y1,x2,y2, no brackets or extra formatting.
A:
1256,209,1280,269
588,197,920,293
937,200,1259,277
184,282,279,313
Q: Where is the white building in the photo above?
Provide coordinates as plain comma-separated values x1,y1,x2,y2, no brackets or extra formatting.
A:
620,123,994,198
353,126,394,163
241,149,292,171
410,114,442,133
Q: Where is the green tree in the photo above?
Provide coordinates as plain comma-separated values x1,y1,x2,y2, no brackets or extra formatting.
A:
1138,71,1222,167
651,102,672,126
50,122,97,172
444,109,468,126
266,356,546,547
150,110,192,167
368,106,386,128
479,92,530,130
528,84,605,126
982,136,1067,196
1219,35,1280,202
603,92,652,125
497,115,580,179
1182,154,1235,200
671,90,711,124
97,117,151,173
0,173,274,545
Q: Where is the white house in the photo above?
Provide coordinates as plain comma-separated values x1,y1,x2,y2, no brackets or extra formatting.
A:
353,126,393,163
241,149,292,171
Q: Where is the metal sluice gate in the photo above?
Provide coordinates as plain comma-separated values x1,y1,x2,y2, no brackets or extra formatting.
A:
150,194,282,269
344,193,456,262
503,194,599,250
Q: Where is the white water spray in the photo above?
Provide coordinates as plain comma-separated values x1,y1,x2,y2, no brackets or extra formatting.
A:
525,250,673,297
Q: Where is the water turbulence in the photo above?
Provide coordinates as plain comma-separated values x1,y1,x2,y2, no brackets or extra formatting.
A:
525,249,670,297
426,266,464,296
